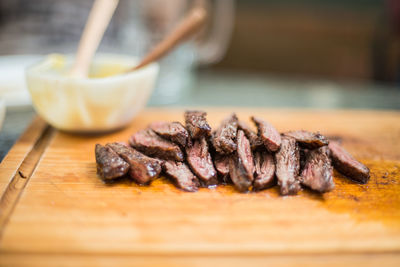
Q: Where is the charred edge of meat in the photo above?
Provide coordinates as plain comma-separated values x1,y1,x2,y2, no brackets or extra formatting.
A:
237,120,264,150
328,141,370,184
251,116,282,152
95,144,129,180
184,110,212,139
299,148,309,171
186,137,218,186
149,121,189,147
106,142,162,185
212,113,238,154
162,161,200,192
284,130,329,149
299,146,334,193
208,132,217,154
214,154,231,184
219,174,231,185
229,130,254,192
129,129,184,161
253,151,276,191
274,136,301,195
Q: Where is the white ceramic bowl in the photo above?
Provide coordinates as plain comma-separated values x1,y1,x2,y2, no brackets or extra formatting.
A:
0,97,5,132
26,54,159,132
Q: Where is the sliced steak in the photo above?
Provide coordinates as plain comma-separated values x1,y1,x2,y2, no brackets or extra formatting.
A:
328,141,370,183
215,154,230,177
214,154,231,184
238,121,264,150
184,110,211,139
163,161,200,192
300,146,334,193
186,137,218,186
274,136,301,195
129,129,184,161
251,116,281,152
212,113,238,154
107,142,162,185
253,151,275,191
229,130,254,192
149,121,189,147
285,130,329,149
95,144,129,180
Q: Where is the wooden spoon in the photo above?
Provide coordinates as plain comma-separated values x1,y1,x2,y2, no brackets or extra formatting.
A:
130,7,207,71
69,0,119,78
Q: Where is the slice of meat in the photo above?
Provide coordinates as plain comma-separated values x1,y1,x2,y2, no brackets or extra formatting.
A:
237,130,255,178
212,113,238,154
149,121,189,147
184,110,211,139
238,121,264,150
285,130,329,149
300,146,334,193
107,142,162,185
328,141,370,183
186,137,218,186
253,151,275,191
229,158,251,192
274,136,301,195
229,130,254,192
215,154,230,177
95,144,129,180
163,161,200,192
214,154,230,184
251,116,281,152
129,129,184,161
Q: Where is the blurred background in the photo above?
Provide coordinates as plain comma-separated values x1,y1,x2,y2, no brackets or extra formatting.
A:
0,0,400,158
218,0,400,83
1,0,400,80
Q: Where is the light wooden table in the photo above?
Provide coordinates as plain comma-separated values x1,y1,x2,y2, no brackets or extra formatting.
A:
0,108,400,266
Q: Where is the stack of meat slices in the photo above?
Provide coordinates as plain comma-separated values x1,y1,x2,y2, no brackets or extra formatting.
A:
95,110,370,195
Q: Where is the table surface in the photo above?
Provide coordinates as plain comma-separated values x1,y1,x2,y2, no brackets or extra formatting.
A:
1,108,400,266
1,69,400,162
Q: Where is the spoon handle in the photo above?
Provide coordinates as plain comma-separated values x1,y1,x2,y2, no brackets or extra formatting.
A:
131,7,207,71
70,0,119,78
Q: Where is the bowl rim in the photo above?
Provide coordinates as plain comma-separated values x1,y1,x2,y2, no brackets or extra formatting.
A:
0,97,6,130
25,53,159,84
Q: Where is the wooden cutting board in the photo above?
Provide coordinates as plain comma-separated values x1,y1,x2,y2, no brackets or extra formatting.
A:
1,108,400,266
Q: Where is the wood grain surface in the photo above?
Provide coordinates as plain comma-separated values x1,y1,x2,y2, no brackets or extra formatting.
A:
0,108,400,266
